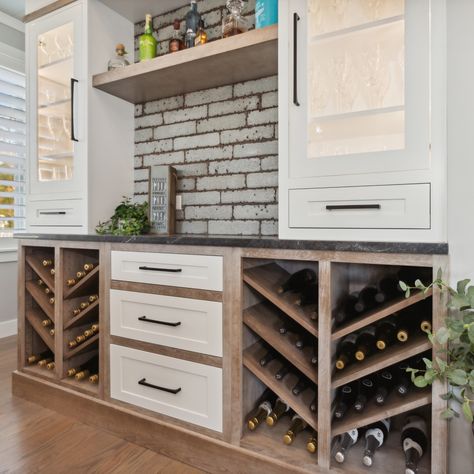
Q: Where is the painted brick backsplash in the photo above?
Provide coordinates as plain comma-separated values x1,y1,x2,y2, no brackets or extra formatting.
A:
134,0,278,236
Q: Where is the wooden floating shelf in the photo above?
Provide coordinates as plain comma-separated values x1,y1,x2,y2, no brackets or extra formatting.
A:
243,263,318,338
64,265,100,300
64,333,99,360
25,280,55,321
332,289,433,341
332,334,431,389
92,25,278,104
244,302,317,384
25,308,55,352
332,390,432,436
243,342,317,431
25,255,54,289
64,299,99,330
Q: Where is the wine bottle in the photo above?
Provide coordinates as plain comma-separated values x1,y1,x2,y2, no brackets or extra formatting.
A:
49,328,55,336
420,319,432,333
76,270,87,279
72,308,81,316
310,395,317,413
375,317,397,350
354,377,376,413
246,389,277,430
42,259,53,267
401,415,428,474
37,279,44,286
363,419,391,467
75,356,99,381
355,326,376,361
89,374,99,384
91,323,99,332
68,339,78,349
46,361,55,370
66,278,76,287
306,432,317,454
310,345,318,365
334,293,358,326
283,414,307,445
295,283,318,307
84,328,96,338
278,269,317,294
89,294,99,303
295,334,311,350
84,263,95,272
375,276,403,303
291,376,310,396
80,301,90,310
266,398,291,426
139,13,157,60
374,370,394,405
334,428,358,464
44,287,51,295
49,297,55,305
259,347,278,367
334,383,357,420
38,357,53,367
50,268,55,276
275,362,291,381
395,361,411,396
354,286,378,313
27,350,51,364
335,333,357,370
278,319,298,335
41,318,53,327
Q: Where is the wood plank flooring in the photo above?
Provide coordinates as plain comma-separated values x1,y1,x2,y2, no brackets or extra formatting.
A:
0,336,207,474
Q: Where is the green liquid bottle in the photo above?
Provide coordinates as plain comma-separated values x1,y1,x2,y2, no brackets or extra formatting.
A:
139,14,157,61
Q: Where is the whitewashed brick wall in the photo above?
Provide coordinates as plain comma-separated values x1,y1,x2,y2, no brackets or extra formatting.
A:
134,0,278,236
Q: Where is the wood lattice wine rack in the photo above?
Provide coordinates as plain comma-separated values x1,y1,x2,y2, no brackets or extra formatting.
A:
20,244,102,397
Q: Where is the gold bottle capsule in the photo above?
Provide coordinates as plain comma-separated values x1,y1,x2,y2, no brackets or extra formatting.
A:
75,369,90,381
397,329,409,342
66,278,76,287
49,297,55,305
80,301,90,310
27,354,39,364
91,324,99,333
68,340,78,349
38,357,53,367
42,259,53,267
46,361,55,370
37,279,44,286
49,328,55,336
44,287,51,295
83,263,95,272
41,319,52,327
84,329,95,338
67,367,78,377
420,320,432,333
72,308,81,316
306,435,317,454
89,294,99,303
89,374,99,384
76,334,87,344
50,268,55,276
76,270,87,279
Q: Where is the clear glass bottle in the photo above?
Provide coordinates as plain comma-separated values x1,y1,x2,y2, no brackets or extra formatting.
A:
107,43,130,71
222,0,249,38
185,0,201,47
194,20,208,46
169,19,183,53
139,14,157,61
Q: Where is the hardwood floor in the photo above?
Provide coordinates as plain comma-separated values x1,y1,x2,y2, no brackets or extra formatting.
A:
0,336,207,474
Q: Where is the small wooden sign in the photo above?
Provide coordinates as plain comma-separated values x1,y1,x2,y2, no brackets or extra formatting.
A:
148,165,177,234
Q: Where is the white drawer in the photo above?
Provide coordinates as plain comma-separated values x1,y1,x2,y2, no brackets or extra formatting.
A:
28,199,83,227
110,290,223,357
111,251,223,291
289,184,430,229
110,344,223,432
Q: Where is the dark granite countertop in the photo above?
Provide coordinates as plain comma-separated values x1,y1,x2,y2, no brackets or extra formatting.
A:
14,233,449,255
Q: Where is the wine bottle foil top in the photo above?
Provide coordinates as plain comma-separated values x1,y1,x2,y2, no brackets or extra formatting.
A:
334,452,345,463
355,351,365,361
306,439,317,453
362,455,373,467
376,340,386,350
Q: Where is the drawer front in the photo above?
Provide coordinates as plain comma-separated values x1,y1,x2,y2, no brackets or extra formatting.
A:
289,184,430,229
111,251,223,291
28,199,83,227
110,344,223,432
110,290,223,357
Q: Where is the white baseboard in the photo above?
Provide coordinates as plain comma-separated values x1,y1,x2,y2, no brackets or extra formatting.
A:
0,319,17,338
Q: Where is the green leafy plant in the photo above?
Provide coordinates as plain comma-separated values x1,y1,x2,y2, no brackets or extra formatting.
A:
95,197,150,236
400,270,474,422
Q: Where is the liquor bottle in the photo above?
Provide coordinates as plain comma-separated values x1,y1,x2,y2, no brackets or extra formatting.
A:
283,414,307,445
354,326,376,361
334,383,357,420
46,361,55,370
49,328,55,336
246,389,277,430
266,398,291,426
259,347,278,367
335,333,357,370
89,374,99,384
194,19,207,46
50,268,55,276
310,395,317,413
374,370,394,405
354,377,376,413
66,278,76,287
401,415,428,474
169,19,184,53
362,419,391,467
222,0,250,38
278,269,317,294
38,356,53,367
89,294,99,303
306,431,317,454
354,286,378,313
41,318,53,327
375,276,403,303
74,356,99,381
49,297,55,305
83,263,95,272
334,293,358,326
42,259,53,267
107,43,130,71
275,362,290,380
185,1,201,48
375,317,397,350
139,14,157,61
295,283,318,307
291,376,310,396
27,350,51,364
334,429,359,464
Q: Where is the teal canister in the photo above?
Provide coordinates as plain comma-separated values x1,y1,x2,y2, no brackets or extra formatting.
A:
255,0,278,29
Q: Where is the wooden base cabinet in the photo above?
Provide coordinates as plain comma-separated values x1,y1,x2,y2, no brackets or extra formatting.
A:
14,239,448,473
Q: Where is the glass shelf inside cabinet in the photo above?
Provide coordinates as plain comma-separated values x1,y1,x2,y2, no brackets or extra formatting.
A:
37,21,74,182
308,0,405,159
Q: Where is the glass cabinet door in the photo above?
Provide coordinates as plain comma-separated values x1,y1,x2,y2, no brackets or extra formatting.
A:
288,0,431,181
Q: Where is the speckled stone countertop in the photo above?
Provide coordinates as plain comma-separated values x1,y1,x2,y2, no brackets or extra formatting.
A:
15,233,449,255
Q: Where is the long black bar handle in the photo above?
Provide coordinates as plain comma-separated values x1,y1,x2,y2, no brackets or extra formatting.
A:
138,266,182,273
39,211,67,215
138,378,181,394
70,78,78,142
326,204,381,211
138,316,181,327
293,12,300,106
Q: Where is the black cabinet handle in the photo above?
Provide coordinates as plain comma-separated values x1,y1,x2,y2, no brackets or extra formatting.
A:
138,378,181,394
70,78,78,142
39,211,67,215
293,12,300,106
326,204,381,211
138,316,181,327
138,266,182,273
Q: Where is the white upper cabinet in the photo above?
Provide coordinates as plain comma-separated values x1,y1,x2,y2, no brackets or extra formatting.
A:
278,0,447,242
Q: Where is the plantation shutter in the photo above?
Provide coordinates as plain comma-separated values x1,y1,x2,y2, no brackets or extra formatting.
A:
0,65,26,235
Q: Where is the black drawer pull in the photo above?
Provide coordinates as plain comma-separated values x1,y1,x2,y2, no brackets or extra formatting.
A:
293,12,300,106
39,211,67,215
138,266,182,273
326,204,381,211
138,378,181,394
138,316,181,327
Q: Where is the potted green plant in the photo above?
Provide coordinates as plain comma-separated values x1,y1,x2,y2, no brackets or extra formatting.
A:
401,271,474,431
